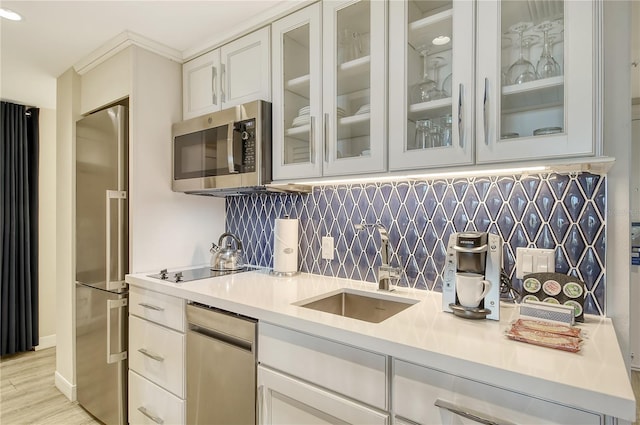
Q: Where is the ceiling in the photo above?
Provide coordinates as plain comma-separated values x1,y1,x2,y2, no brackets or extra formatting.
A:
0,0,302,110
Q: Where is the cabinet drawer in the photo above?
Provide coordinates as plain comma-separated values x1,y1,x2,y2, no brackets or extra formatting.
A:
129,315,185,397
258,323,387,410
130,286,185,332
393,359,601,425
129,370,184,425
258,366,389,425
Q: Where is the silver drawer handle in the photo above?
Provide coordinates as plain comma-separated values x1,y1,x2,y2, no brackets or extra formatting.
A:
137,348,164,362
138,303,164,311
138,406,164,424
434,399,516,425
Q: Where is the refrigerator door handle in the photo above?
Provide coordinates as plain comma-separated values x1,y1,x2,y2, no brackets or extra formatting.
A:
106,190,127,291
106,298,128,364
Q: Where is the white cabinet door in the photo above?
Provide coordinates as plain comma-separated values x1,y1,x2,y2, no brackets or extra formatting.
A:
475,0,595,163
393,359,601,425
272,3,323,180
182,49,221,120
388,0,474,171
221,26,271,109
258,366,389,425
322,0,387,176
129,370,185,425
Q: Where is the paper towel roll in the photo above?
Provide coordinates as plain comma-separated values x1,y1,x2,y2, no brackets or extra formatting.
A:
273,218,299,274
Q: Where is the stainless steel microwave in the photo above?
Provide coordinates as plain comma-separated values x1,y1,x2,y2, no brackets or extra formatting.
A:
171,100,272,196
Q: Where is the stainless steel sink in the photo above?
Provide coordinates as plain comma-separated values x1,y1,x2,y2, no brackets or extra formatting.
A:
295,289,418,323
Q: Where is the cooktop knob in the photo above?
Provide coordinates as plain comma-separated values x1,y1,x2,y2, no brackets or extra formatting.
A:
160,269,168,280
174,271,183,282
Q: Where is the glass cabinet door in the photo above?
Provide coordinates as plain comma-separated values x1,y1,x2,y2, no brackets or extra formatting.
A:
322,0,386,176
476,0,595,163
272,3,323,180
389,0,474,171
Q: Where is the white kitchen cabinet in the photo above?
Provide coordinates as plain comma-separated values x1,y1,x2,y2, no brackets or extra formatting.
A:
271,2,323,180
128,286,186,425
258,366,389,425
393,359,602,425
182,50,221,120
182,27,270,120
258,322,389,424
475,0,596,163
271,0,387,180
388,0,474,170
389,0,598,170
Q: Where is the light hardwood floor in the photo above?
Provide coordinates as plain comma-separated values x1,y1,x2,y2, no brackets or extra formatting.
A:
1,348,639,424
0,348,99,425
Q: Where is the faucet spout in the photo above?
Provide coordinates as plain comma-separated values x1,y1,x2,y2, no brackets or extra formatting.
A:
354,221,400,291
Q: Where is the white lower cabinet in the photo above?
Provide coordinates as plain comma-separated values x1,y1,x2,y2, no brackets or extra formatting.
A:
129,370,185,425
258,366,389,425
129,287,186,425
258,322,389,425
393,359,602,425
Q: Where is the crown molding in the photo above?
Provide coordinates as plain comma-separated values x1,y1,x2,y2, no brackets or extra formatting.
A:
73,30,183,75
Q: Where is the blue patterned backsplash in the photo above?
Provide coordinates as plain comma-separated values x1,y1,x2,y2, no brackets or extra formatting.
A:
226,172,606,315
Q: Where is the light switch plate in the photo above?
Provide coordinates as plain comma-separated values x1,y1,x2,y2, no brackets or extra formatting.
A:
321,236,334,260
516,247,555,279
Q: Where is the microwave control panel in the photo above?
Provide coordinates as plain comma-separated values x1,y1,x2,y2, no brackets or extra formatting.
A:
235,119,256,172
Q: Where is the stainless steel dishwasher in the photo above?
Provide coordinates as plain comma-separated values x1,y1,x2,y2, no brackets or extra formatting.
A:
186,302,257,424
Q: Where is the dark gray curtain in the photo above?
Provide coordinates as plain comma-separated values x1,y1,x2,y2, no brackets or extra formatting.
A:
1,101,39,356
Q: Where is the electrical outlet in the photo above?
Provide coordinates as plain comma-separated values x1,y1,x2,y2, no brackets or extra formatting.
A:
516,247,555,279
321,236,334,260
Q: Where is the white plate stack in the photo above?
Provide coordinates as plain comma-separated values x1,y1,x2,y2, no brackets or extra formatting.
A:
355,104,370,115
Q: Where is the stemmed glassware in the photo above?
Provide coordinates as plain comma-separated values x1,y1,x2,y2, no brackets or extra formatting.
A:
535,21,562,79
411,45,446,103
507,22,537,85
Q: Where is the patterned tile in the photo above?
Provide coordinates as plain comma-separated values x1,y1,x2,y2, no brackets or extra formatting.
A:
226,172,607,315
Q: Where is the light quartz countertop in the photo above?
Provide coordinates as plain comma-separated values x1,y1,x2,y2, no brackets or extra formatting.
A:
126,268,636,421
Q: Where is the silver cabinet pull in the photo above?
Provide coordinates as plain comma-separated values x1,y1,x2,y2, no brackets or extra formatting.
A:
211,66,218,105
105,190,127,291
137,348,164,362
220,63,227,103
138,303,164,312
324,113,330,163
106,298,128,364
138,406,164,424
458,83,464,148
434,399,516,425
483,77,489,146
309,116,316,164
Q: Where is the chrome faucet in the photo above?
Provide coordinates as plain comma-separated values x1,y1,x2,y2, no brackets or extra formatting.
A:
354,222,401,291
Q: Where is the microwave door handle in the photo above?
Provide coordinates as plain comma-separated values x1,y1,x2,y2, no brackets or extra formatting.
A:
227,121,237,174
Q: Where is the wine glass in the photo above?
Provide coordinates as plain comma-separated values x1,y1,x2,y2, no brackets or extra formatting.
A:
442,73,452,98
507,22,537,85
535,21,561,79
427,56,447,100
411,45,438,104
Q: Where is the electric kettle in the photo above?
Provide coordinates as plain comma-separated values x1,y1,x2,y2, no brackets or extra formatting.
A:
210,233,244,271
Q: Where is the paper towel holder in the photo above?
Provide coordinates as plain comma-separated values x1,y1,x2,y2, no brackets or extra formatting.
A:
271,214,300,277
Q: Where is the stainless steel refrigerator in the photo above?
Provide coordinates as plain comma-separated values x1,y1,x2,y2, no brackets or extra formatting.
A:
75,105,128,425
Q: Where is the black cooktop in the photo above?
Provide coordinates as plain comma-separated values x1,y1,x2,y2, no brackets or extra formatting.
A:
148,266,254,283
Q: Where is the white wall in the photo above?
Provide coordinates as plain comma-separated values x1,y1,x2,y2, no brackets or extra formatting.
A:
603,1,633,369
631,104,640,369
128,46,224,273
37,107,57,350
55,69,80,401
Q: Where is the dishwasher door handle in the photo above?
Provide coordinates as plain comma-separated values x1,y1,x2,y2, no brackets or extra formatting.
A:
189,324,253,353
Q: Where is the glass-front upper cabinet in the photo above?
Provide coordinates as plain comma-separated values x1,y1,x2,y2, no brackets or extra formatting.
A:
476,0,596,163
322,0,386,176
389,0,474,171
272,3,322,180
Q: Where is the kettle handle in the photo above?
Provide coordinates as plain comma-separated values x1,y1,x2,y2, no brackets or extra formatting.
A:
218,232,243,251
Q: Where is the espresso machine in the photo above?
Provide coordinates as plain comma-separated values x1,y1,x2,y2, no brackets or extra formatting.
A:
442,232,503,320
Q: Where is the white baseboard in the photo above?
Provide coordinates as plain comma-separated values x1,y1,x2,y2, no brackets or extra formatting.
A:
54,371,76,401
36,334,56,350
